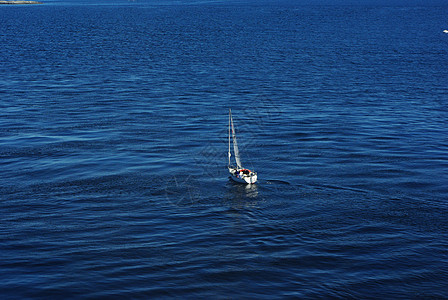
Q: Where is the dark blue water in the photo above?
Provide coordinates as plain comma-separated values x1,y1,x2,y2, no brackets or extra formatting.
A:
1,1,448,298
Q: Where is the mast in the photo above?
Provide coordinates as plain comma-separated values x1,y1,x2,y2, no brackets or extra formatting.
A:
228,109,231,166
230,110,242,169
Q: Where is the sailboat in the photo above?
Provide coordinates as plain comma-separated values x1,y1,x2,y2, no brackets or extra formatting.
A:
228,109,257,184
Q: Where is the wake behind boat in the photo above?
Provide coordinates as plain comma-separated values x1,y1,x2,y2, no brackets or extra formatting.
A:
228,109,257,184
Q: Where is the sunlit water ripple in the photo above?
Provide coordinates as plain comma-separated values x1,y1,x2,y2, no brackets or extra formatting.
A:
1,1,447,298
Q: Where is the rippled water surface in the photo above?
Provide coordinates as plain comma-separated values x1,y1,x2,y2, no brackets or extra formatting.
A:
1,1,448,298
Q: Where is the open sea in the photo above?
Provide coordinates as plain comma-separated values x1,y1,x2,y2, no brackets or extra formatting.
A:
1,0,448,298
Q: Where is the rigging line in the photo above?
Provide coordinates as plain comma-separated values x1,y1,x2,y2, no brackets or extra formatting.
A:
228,108,231,166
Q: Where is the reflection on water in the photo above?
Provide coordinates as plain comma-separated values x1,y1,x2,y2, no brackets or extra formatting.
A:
225,180,259,208
162,175,260,208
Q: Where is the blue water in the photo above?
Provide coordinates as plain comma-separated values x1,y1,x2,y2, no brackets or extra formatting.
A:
1,1,448,298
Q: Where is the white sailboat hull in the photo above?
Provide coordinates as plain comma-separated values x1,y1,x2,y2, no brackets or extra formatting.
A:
229,167,257,184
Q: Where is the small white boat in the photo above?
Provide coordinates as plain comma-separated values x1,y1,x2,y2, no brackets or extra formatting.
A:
444,30,448,34
228,109,257,184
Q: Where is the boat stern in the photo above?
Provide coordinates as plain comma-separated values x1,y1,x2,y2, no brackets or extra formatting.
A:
244,173,257,184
